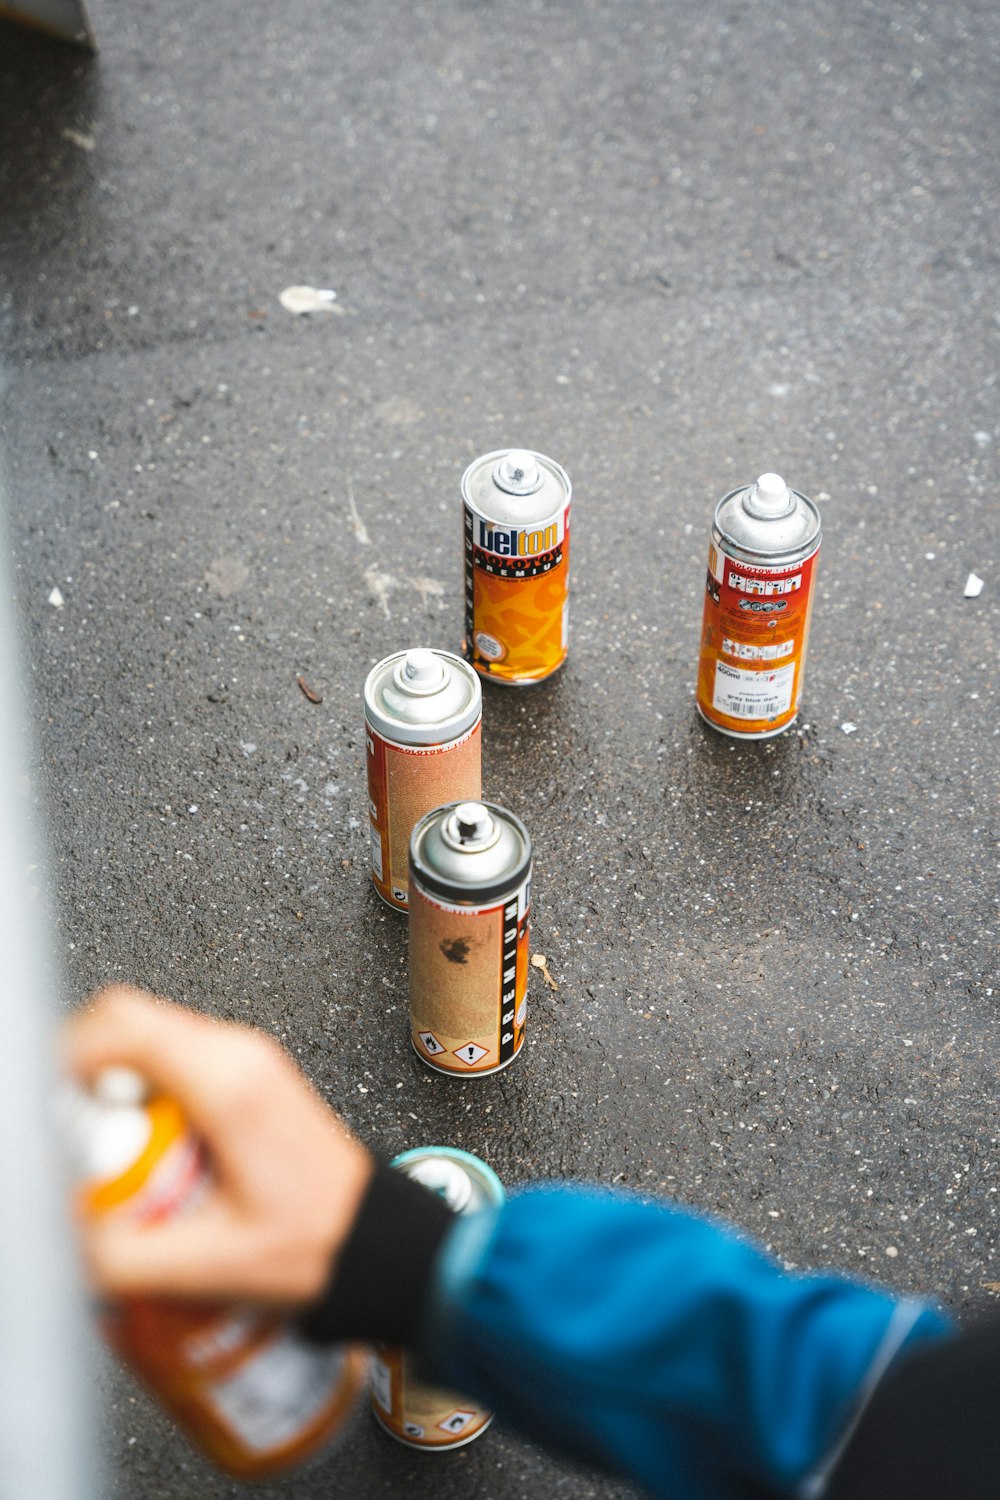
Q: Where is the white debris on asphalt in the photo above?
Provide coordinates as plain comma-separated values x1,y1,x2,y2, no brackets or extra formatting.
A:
363,567,397,620
531,954,559,990
412,576,445,611
840,722,857,735
278,286,339,315
964,572,984,598
62,127,95,152
48,587,65,609
346,476,369,544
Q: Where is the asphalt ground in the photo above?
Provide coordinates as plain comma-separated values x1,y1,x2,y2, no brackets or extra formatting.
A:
1,2,997,1496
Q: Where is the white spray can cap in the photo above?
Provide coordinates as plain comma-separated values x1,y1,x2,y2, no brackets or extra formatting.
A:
61,1067,153,1185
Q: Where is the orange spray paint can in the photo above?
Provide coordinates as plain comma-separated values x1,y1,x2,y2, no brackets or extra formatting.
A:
696,473,822,739
69,1067,367,1479
462,448,571,685
364,648,482,912
409,800,531,1076
370,1147,504,1449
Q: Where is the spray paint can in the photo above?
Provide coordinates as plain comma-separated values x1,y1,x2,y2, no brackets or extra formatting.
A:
462,448,572,685
370,1147,504,1449
68,1067,367,1480
364,649,483,912
409,800,531,1076
695,473,822,739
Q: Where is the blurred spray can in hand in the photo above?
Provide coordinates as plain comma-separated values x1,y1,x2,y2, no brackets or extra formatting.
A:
66,1067,367,1479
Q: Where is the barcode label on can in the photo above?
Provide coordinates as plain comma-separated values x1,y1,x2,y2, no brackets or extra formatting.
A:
712,661,795,720
369,825,384,880
370,1355,392,1413
205,1332,346,1453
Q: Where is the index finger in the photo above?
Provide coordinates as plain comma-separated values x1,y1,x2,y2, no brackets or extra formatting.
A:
62,986,278,1141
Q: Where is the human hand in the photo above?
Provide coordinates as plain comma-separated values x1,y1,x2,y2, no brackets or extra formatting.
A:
64,986,375,1309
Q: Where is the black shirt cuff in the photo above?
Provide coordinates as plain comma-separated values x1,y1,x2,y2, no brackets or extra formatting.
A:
826,1314,1000,1500
297,1158,455,1348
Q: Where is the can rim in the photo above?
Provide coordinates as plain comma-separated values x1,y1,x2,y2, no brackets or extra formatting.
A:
461,448,571,528
390,1146,506,1207
371,1405,495,1450
364,649,482,745
713,484,821,566
409,800,531,904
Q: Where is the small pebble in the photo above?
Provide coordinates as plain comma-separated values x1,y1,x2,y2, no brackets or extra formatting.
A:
279,286,338,315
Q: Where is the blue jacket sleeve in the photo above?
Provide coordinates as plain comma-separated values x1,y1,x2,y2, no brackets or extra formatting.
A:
419,1186,951,1500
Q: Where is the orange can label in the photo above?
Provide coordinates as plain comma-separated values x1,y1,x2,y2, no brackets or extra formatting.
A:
107,1299,366,1479
409,877,529,1075
370,1345,492,1448
366,720,482,910
463,501,570,684
696,539,820,737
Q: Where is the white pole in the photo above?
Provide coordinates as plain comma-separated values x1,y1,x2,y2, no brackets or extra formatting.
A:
0,443,99,1497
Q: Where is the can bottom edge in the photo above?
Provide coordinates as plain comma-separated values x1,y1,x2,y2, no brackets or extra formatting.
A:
695,704,799,742
410,1038,524,1078
371,881,408,915
469,658,567,688
371,1407,494,1451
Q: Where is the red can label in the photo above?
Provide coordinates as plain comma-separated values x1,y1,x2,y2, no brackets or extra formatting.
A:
696,539,820,737
366,720,482,910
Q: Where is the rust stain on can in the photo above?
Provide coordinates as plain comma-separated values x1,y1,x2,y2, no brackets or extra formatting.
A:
439,936,471,964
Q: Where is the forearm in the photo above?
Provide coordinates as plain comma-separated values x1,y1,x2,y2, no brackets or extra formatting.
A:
63,993,966,1500
425,1187,948,1499
299,1175,951,1500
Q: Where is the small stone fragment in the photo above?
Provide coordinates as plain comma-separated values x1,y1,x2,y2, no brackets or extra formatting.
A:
279,286,338,315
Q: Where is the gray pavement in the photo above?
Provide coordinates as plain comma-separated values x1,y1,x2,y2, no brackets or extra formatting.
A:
1,1,997,1496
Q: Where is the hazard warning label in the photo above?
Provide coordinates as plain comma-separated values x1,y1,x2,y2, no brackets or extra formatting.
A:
452,1042,489,1067
438,1409,476,1435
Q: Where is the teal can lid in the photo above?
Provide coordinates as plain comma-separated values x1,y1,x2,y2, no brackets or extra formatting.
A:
391,1146,505,1212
